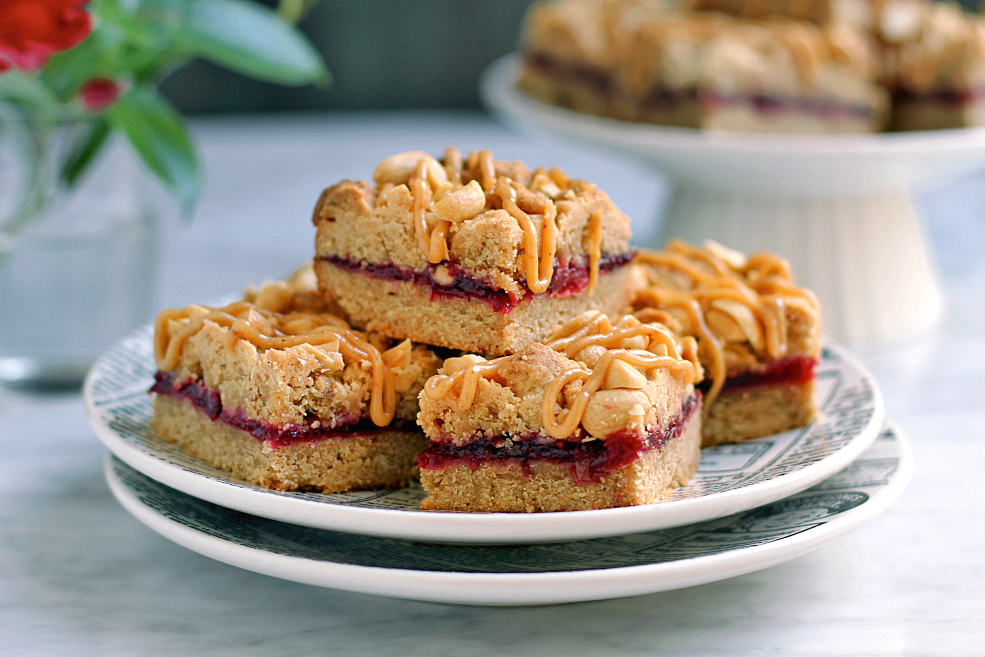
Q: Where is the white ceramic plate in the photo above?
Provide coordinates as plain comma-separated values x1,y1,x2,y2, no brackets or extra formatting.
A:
104,421,911,605
85,326,884,544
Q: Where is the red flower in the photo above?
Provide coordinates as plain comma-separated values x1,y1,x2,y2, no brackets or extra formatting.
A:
79,77,121,111
0,0,92,71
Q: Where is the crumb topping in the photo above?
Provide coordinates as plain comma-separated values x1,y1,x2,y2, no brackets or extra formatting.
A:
313,148,632,296
154,276,436,427
684,0,845,27
420,311,701,442
620,13,878,97
877,1,985,92
522,0,881,105
522,0,670,68
632,239,820,404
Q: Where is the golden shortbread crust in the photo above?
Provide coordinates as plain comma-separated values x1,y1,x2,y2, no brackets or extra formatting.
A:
151,395,428,492
419,409,701,512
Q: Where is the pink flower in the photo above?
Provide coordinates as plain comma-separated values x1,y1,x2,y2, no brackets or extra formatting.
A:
79,77,121,111
0,0,92,71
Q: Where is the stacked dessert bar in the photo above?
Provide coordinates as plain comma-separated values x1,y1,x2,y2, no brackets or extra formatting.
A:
518,0,985,132
312,148,634,354
150,149,822,512
416,312,704,512
310,148,705,510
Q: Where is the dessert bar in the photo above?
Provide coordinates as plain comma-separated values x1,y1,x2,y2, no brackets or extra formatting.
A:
313,148,634,355
614,12,887,132
519,0,889,133
631,240,821,445
877,1,985,131
518,0,669,118
150,275,440,492
416,311,703,512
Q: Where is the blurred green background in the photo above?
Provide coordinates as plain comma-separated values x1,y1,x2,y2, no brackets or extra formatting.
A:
160,0,534,114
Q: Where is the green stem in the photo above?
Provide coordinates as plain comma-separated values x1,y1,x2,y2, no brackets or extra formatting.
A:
0,106,53,264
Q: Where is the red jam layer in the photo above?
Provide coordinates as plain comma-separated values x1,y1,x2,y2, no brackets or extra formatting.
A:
523,53,873,120
891,86,984,106
322,252,634,314
417,392,700,485
646,88,874,120
700,357,817,395
525,51,613,94
150,371,398,449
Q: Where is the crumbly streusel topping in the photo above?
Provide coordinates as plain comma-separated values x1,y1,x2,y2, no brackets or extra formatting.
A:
154,277,440,428
417,311,701,444
313,148,632,297
619,12,879,100
684,0,872,28
522,0,670,67
877,0,985,91
631,240,821,404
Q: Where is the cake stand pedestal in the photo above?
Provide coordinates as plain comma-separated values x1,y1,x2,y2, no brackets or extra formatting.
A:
659,184,941,343
481,55,985,344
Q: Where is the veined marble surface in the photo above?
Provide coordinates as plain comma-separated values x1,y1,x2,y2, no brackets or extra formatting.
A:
1,113,983,656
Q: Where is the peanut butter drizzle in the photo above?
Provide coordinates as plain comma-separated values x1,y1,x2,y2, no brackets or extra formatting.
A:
587,210,602,294
490,178,558,294
635,240,818,405
412,160,450,264
472,148,497,192
154,301,400,426
424,359,505,415
634,287,726,404
443,146,462,186
398,148,604,296
424,311,699,440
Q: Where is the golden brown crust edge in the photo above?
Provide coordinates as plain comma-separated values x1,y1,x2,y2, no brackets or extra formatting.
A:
151,395,428,493
418,407,701,512
315,258,633,356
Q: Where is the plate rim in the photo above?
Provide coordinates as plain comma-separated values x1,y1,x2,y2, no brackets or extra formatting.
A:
84,328,885,545
480,53,985,158
103,422,912,606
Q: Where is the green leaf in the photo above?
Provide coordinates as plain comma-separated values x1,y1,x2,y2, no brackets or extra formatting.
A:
40,37,105,100
0,71,62,115
108,86,202,217
176,0,329,86
60,118,112,188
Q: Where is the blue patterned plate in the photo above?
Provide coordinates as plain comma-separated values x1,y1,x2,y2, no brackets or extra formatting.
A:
86,326,884,544
105,423,910,605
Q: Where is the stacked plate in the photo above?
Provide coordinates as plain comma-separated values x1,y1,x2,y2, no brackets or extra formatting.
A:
84,326,911,605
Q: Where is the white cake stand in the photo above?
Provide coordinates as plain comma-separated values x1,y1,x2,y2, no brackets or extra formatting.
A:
481,55,985,344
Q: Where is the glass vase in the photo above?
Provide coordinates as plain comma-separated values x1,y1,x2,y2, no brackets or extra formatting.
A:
0,113,159,391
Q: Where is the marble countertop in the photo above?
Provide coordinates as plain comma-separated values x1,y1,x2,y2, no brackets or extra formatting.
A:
2,113,983,656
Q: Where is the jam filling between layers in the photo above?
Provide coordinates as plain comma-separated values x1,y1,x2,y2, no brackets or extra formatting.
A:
418,392,701,485
151,371,405,449
525,51,614,94
699,356,817,396
322,252,634,314
891,86,985,106
525,52,875,120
